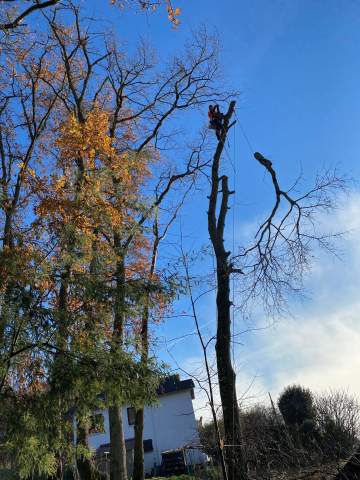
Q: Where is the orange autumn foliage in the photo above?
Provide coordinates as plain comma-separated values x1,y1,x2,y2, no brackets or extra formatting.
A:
36,108,151,239
34,105,164,341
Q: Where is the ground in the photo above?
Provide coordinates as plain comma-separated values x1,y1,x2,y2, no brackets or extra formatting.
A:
269,465,339,480
151,464,342,480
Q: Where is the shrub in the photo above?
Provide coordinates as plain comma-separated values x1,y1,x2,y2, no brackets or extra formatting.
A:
314,389,360,460
278,385,315,427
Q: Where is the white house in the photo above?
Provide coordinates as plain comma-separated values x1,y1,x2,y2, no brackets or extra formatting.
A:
88,375,206,476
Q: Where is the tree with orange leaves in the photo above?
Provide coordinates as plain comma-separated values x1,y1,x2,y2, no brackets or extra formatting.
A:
1,3,232,479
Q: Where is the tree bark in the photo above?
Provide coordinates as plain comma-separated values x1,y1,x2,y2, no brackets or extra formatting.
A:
182,250,228,480
109,405,128,480
132,308,148,480
133,408,145,480
133,225,156,480
109,244,128,480
207,100,248,480
132,304,149,480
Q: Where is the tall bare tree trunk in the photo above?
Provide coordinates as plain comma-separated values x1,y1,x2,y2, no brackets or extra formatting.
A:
181,249,228,480
207,101,248,480
109,243,128,480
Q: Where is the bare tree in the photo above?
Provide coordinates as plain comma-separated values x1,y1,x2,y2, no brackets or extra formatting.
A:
234,152,346,314
0,0,61,30
0,0,174,31
207,100,247,480
315,389,360,460
206,100,347,480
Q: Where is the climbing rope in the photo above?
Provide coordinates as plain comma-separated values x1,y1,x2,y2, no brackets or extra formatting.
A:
231,123,237,480
234,110,255,156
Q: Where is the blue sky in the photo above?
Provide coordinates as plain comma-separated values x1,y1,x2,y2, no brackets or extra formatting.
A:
82,0,360,416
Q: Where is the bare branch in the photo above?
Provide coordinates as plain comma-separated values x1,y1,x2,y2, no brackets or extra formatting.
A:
0,0,60,30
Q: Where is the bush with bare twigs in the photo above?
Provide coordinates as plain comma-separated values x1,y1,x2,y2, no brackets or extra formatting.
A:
199,387,360,478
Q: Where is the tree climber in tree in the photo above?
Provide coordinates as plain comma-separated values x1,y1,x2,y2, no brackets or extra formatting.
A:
208,104,224,140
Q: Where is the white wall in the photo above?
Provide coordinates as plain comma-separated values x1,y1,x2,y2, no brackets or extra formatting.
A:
89,389,204,474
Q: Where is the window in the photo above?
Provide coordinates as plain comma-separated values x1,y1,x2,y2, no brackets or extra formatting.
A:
125,438,153,453
143,439,153,453
89,413,105,434
127,407,136,426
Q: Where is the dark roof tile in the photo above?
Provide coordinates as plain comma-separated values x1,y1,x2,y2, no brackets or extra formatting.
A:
156,375,194,396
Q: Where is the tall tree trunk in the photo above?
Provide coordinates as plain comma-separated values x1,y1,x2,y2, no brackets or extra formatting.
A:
133,304,149,480
109,244,128,480
133,217,159,480
0,209,15,348
133,408,145,480
182,250,228,480
132,303,149,480
207,101,248,480
77,236,107,480
109,405,128,480
215,259,246,480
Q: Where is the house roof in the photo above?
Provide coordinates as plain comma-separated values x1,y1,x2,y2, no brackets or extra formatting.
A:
89,376,195,410
156,375,194,396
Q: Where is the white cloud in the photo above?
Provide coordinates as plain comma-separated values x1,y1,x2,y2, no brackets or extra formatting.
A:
239,191,360,403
